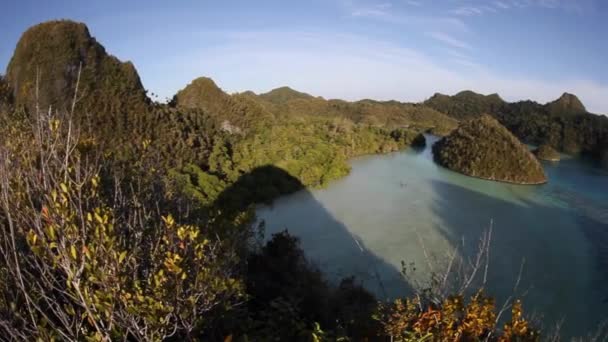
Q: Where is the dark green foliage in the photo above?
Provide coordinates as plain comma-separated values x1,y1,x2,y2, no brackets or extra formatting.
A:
433,115,547,184
236,231,380,341
425,90,507,120
425,90,608,162
255,87,458,135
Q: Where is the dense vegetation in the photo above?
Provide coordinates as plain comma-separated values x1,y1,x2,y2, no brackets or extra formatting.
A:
255,87,458,136
534,144,561,162
433,115,547,184
2,19,594,340
425,90,608,162
5,20,150,125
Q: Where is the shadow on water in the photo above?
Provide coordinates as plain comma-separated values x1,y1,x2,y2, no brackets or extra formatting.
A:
214,165,414,301
430,179,608,337
208,165,414,339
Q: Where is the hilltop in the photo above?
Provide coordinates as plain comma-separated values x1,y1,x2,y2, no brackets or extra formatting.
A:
258,86,316,104
546,92,587,117
5,20,149,118
433,115,547,184
425,90,506,120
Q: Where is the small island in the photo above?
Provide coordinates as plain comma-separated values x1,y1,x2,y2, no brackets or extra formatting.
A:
533,144,561,162
432,115,547,184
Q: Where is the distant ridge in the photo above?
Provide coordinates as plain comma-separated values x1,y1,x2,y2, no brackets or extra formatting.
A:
259,86,315,104
425,90,507,120
425,89,608,160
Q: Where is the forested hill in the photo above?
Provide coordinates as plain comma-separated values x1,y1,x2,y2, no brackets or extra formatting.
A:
252,86,458,135
5,20,150,119
425,90,608,162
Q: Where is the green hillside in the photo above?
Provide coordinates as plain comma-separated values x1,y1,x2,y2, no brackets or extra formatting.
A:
433,115,547,184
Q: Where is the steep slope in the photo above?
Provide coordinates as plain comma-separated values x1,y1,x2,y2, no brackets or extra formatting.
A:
433,115,547,184
172,77,273,134
5,20,149,117
546,92,586,117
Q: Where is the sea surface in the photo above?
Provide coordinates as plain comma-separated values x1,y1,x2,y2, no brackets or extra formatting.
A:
256,135,608,338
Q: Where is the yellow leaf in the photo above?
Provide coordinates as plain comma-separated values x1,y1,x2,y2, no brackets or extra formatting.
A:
119,251,127,264
70,245,77,260
60,183,69,194
87,212,93,222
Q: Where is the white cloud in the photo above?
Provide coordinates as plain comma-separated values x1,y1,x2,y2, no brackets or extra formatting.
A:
143,30,608,114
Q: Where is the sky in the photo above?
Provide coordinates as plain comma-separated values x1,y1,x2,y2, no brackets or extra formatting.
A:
1,0,607,113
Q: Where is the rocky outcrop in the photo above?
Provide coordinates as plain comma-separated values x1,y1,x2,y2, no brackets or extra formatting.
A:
433,115,547,184
534,144,560,162
546,93,586,117
5,20,149,117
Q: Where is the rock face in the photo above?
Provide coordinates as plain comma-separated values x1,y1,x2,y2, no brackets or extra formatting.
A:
5,20,149,117
534,144,560,162
546,92,586,117
433,115,547,184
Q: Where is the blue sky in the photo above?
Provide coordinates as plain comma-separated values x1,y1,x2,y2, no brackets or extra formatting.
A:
2,0,607,112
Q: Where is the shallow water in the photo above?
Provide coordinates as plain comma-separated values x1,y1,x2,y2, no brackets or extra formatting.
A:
256,135,608,337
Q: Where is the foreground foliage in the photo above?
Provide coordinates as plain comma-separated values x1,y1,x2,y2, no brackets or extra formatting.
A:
0,113,243,340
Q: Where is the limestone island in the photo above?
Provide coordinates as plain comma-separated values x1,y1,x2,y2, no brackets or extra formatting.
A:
432,115,547,184
533,144,561,162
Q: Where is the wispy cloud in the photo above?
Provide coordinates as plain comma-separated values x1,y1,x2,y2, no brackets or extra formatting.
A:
450,0,587,17
494,1,511,9
345,1,469,32
351,2,393,18
428,31,471,50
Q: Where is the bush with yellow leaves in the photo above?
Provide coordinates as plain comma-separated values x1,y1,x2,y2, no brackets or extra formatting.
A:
379,291,538,341
0,110,243,340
